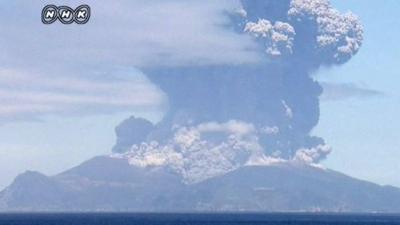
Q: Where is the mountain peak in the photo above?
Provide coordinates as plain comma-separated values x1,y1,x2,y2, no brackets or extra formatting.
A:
1,156,400,212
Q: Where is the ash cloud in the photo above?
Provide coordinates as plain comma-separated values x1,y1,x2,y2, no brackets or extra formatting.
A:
113,120,265,184
113,0,363,182
244,19,295,57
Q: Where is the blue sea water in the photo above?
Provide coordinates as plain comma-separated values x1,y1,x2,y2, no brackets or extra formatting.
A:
0,213,399,225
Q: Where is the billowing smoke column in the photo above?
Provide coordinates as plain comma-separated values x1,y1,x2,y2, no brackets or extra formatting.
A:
112,0,363,183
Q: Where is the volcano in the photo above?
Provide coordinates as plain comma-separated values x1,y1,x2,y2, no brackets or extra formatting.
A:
1,156,399,212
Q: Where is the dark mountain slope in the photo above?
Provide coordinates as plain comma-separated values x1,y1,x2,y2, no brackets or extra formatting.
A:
1,156,399,212
190,164,400,211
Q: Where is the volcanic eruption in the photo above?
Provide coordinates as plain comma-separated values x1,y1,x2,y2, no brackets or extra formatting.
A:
111,0,363,183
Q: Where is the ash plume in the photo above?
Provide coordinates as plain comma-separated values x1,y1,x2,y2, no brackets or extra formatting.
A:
112,0,362,183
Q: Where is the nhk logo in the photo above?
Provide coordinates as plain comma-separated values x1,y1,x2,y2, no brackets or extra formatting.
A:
42,5,90,24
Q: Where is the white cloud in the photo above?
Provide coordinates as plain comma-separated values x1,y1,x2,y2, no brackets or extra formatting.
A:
0,1,262,122
0,0,260,69
0,68,165,121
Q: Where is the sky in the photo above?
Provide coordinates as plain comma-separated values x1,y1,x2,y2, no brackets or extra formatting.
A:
315,0,400,187
0,0,399,189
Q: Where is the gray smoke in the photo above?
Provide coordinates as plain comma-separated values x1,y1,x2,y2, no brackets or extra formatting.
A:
112,0,363,183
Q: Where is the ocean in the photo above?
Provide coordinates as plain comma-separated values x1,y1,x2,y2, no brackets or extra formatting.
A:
0,213,399,225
